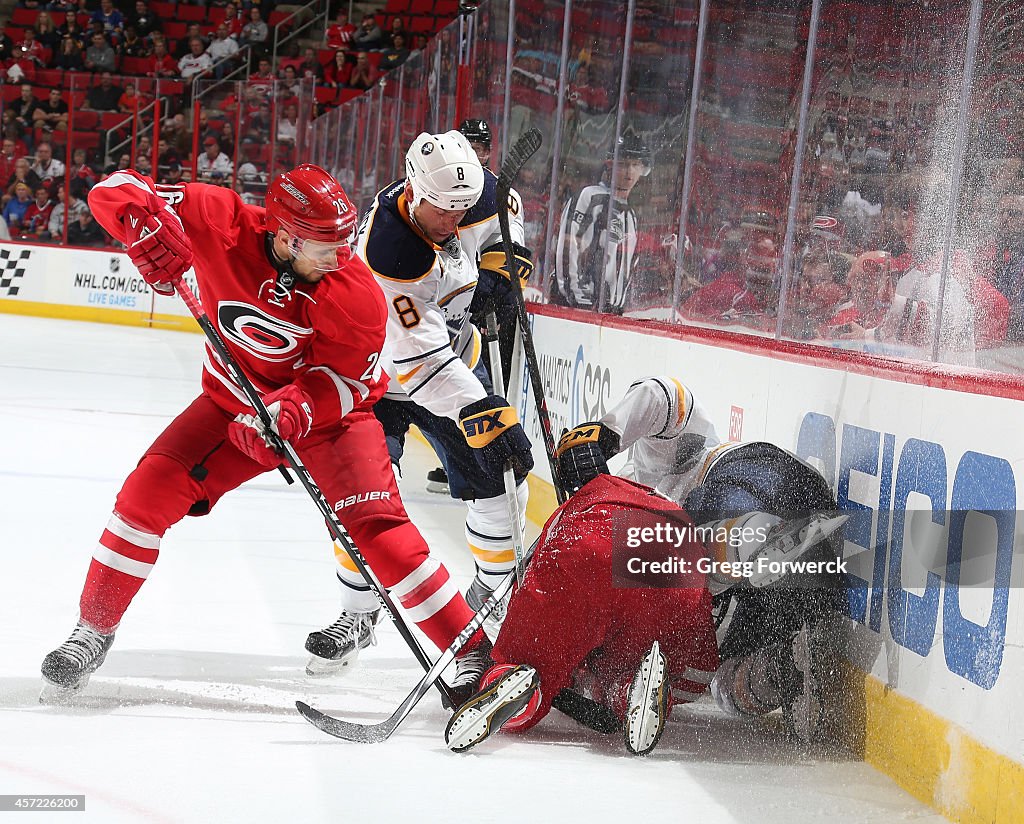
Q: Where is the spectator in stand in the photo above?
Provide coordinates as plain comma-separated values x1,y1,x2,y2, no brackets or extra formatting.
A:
118,82,143,115
146,39,176,78
54,35,85,71
825,251,893,337
682,235,779,323
43,180,89,242
785,244,852,340
566,62,610,114
247,56,275,94
67,206,107,247
163,112,192,157
84,31,116,73
56,11,83,44
129,0,161,40
85,72,122,111
179,36,213,81
156,137,179,172
347,51,377,90
352,13,384,50
68,147,98,187
276,101,299,145
2,121,30,161
0,139,19,185
31,141,65,189
297,46,324,82
0,32,14,67
174,23,206,60
386,17,408,48
118,25,146,58
196,136,233,180
379,34,408,72
16,27,47,67
240,7,269,53
242,100,271,143
325,8,356,51
33,88,69,133
4,182,33,232
160,160,184,186
324,48,350,87
984,190,1024,342
9,85,40,133
34,12,61,54
91,0,125,40
208,169,229,187
221,2,245,40
208,23,240,78
21,184,54,237
278,63,302,97
411,33,428,53
216,121,235,160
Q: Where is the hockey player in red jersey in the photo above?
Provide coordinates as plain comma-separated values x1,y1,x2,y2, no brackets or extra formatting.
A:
40,164,487,700
444,473,720,755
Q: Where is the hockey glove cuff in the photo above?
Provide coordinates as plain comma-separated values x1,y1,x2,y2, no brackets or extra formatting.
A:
555,422,621,495
479,242,534,291
459,394,534,476
228,384,314,467
123,198,193,295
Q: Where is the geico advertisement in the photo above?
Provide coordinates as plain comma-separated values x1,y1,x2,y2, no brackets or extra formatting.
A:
522,311,1020,705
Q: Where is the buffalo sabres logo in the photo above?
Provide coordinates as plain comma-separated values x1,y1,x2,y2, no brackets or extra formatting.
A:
217,301,312,363
421,142,434,155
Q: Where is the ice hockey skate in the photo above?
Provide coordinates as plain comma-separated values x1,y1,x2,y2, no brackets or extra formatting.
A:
40,621,115,702
748,513,848,588
446,635,496,708
425,466,450,494
304,609,380,676
623,641,670,756
445,664,540,752
775,622,833,744
465,576,508,639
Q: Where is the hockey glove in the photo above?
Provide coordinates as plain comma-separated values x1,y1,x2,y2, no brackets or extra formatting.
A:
123,198,193,296
459,394,534,476
555,422,621,494
228,384,314,467
479,242,534,292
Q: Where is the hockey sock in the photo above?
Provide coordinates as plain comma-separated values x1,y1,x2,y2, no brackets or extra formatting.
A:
79,512,160,633
389,556,478,651
465,485,528,585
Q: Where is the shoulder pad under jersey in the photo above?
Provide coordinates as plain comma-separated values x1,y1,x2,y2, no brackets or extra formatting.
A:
363,181,435,282
460,168,499,228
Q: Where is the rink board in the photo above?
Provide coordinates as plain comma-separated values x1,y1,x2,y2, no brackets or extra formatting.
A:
2,241,1021,823
513,305,1024,824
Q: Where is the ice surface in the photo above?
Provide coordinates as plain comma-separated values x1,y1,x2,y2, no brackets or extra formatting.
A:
0,316,947,823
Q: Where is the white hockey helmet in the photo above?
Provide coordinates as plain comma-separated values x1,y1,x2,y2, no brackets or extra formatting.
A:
405,130,484,211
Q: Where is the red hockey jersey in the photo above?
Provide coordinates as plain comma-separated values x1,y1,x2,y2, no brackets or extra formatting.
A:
89,172,389,434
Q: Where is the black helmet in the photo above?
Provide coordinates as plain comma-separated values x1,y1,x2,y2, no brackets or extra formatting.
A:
607,131,651,175
459,118,491,147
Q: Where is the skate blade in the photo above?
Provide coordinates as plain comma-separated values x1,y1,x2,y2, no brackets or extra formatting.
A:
445,666,538,753
305,649,360,678
425,481,450,495
624,642,668,756
39,676,89,705
788,626,823,744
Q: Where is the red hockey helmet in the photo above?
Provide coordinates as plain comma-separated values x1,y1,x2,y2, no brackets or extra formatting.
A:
265,164,358,270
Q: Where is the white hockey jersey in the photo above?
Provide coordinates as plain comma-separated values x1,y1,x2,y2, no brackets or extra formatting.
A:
356,169,524,420
601,375,743,506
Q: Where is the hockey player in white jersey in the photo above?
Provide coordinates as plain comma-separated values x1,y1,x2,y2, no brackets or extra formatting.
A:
304,130,535,677
555,376,848,742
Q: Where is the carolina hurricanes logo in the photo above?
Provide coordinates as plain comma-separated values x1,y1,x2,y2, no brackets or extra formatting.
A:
217,301,312,362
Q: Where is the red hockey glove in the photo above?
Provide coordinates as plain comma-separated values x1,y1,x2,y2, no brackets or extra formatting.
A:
123,198,193,296
228,385,314,467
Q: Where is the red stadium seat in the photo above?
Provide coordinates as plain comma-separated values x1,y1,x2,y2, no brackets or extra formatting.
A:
408,0,433,14
72,131,100,150
268,10,291,28
165,21,189,41
4,26,26,44
100,111,128,131
35,68,63,87
11,8,37,26
208,7,227,24
120,56,149,76
178,5,207,22
315,85,337,104
72,110,99,130
408,15,435,33
151,2,176,20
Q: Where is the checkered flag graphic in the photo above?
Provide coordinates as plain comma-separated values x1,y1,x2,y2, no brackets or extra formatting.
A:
0,248,31,296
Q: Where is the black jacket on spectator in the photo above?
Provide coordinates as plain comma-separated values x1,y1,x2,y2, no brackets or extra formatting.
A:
68,214,107,247
85,83,122,111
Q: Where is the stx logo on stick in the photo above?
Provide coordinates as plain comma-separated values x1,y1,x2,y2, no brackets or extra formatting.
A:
463,412,507,437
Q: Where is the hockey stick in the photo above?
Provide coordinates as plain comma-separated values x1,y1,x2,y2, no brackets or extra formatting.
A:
296,540,535,743
495,129,567,504
484,309,527,587
173,279,456,707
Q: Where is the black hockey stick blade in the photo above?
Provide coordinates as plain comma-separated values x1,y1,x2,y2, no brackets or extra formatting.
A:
497,128,542,192
295,543,532,743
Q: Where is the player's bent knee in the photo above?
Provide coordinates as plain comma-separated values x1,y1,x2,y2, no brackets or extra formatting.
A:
115,453,206,535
